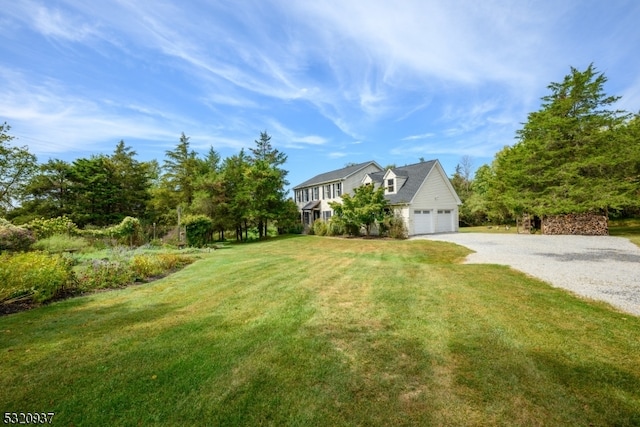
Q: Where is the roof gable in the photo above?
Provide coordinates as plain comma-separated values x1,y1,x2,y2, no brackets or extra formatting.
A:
407,160,462,205
294,161,382,189
383,160,437,204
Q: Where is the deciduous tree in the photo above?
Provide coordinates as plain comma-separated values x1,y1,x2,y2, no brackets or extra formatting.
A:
0,123,37,215
329,184,388,236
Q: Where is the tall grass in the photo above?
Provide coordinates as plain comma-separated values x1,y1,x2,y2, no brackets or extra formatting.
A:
31,234,90,253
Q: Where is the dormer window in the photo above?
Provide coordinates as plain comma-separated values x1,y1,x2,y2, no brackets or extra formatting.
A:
387,179,394,193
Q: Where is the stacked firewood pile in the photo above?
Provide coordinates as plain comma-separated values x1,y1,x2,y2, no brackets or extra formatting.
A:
542,213,608,235
517,214,533,234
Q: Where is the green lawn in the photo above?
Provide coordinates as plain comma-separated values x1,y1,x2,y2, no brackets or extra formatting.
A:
609,218,640,247
1,236,639,426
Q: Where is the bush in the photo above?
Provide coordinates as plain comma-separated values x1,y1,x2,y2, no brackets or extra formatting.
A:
0,222,35,252
182,215,213,247
80,217,143,246
130,254,163,278
76,259,134,291
327,218,345,236
76,250,195,291
0,252,75,304
25,216,79,239
283,223,304,234
32,234,91,253
381,213,408,239
312,219,328,236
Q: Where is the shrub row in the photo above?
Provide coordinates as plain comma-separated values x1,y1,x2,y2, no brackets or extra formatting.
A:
0,252,74,304
76,252,194,291
308,214,408,239
80,217,143,246
1,250,195,308
24,216,79,239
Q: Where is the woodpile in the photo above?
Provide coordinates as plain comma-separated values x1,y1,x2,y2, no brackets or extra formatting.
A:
517,214,533,234
542,213,608,235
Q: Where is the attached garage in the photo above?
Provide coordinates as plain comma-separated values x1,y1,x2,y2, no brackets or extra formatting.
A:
413,209,433,234
436,209,455,233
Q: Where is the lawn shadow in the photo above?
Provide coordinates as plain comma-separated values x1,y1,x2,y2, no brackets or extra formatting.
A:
449,333,640,425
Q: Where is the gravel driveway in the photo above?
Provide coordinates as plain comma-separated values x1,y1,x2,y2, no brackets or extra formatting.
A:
413,233,640,316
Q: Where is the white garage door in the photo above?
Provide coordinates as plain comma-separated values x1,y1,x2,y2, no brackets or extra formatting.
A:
414,210,432,234
436,209,454,233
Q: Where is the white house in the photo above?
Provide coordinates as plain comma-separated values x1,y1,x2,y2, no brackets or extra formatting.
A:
363,160,462,235
293,161,384,227
293,159,462,235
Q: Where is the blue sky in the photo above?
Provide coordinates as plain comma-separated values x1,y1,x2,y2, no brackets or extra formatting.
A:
2,1,640,192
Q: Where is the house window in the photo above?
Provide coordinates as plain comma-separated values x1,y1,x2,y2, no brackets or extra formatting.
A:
334,183,342,197
387,179,394,193
313,187,319,200
322,211,332,221
324,184,332,199
303,189,309,202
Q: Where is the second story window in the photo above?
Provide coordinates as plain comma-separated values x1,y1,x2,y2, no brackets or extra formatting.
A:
313,187,319,200
387,179,394,193
334,182,342,197
303,189,309,202
324,184,332,199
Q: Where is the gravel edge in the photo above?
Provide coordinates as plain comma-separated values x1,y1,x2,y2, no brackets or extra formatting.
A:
413,233,640,316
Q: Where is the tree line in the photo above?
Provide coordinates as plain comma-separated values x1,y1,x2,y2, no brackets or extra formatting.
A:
450,64,640,226
4,64,638,236
0,127,299,242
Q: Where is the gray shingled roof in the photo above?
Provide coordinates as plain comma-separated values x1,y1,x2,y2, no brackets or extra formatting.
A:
367,160,437,205
293,161,381,189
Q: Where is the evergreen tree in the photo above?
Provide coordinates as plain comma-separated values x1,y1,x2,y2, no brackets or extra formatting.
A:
162,133,201,208
248,131,289,238
222,150,252,241
69,155,119,226
12,159,73,222
110,141,153,220
490,64,636,218
192,146,225,238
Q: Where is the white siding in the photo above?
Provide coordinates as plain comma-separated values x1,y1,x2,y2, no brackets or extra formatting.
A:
343,164,383,194
408,164,459,234
296,163,384,222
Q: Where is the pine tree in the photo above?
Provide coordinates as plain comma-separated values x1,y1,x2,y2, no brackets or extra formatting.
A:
248,131,289,238
494,64,635,218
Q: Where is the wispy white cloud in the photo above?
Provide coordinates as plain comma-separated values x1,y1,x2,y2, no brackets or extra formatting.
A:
265,120,328,149
618,76,640,114
0,67,232,157
328,152,348,159
32,4,99,41
2,0,639,183
402,133,435,141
